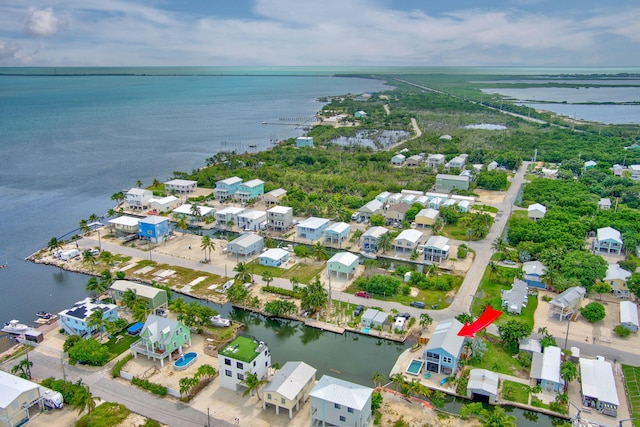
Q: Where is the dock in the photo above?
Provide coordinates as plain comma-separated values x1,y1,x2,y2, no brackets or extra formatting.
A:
305,320,345,334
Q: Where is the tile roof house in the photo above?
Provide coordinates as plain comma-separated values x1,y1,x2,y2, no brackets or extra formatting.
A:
262,361,317,419
422,318,465,375
58,297,118,338
548,286,586,320
593,227,623,255
129,315,191,367
501,280,529,314
309,375,373,427
530,346,563,392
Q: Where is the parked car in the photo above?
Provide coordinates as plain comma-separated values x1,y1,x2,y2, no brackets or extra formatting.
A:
395,312,411,320
353,305,364,317
503,260,516,265
355,291,371,299
410,301,426,309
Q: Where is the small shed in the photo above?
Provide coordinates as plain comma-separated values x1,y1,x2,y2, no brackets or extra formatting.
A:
527,203,547,221
361,309,389,329
620,301,639,332
467,369,499,403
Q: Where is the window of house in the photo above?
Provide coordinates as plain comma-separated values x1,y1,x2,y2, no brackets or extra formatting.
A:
340,416,346,422
334,403,341,409
225,370,232,377
348,407,354,413
281,398,285,404
253,361,256,367
237,373,244,381
267,393,272,400
225,358,231,366
237,362,244,369
442,356,452,364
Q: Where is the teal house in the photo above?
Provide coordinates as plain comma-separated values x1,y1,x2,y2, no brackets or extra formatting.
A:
296,136,313,147
236,179,265,203
130,315,191,367
214,176,243,202
138,215,170,243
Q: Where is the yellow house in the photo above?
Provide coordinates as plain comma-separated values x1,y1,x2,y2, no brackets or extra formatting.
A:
262,361,317,419
0,371,42,427
414,208,439,228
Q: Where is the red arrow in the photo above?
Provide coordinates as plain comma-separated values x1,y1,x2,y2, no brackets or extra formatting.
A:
457,322,477,337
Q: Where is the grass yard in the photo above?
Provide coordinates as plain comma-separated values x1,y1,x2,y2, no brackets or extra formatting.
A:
502,380,530,405
622,365,640,427
247,260,325,283
468,334,529,378
106,329,140,359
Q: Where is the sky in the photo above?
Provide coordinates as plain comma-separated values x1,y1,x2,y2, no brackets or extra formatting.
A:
1,0,640,67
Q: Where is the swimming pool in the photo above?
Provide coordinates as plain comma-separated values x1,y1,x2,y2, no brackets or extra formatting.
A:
173,352,198,370
405,359,424,376
362,327,370,333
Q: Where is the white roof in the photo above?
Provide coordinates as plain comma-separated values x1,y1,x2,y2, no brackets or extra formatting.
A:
140,314,184,346
266,188,286,197
395,229,422,244
436,173,469,182
241,179,264,188
428,153,446,159
580,357,619,405
310,375,373,411
362,226,389,239
424,235,450,251
268,205,292,214
217,206,245,215
263,361,317,401
230,233,263,248
111,280,165,299
217,176,242,186
604,263,632,282
260,248,289,261
528,203,547,213
597,226,622,243
599,198,612,206
149,196,179,204
416,208,439,219
109,216,140,227
173,204,215,216
361,199,384,213
139,215,168,225
620,301,639,327
392,154,406,161
164,179,197,186
530,346,562,384
519,338,542,353
0,371,40,408
238,210,267,220
297,217,329,229
424,318,465,357
457,200,471,208
325,222,350,234
328,252,359,267
127,188,151,195
467,369,499,396
585,160,597,167
522,261,547,276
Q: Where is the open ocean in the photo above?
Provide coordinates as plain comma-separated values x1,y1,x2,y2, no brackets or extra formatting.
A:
0,69,390,335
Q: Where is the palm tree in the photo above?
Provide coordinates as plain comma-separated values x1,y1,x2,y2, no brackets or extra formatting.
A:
177,216,188,237
79,219,89,234
311,242,329,261
419,313,433,328
72,385,100,418
389,373,405,392
11,357,33,380
491,237,506,254
132,299,151,323
289,277,300,291
372,371,386,388
479,406,517,427
560,360,578,390
378,232,392,254
121,288,139,311
82,251,96,267
190,203,201,222
262,271,274,286
195,364,217,382
111,192,125,206
240,372,268,400
86,276,108,298
179,376,199,400
88,213,99,223
47,237,62,252
107,208,116,218
200,235,212,261
350,229,363,243
99,269,113,293
87,310,106,340
136,180,143,188
233,262,252,284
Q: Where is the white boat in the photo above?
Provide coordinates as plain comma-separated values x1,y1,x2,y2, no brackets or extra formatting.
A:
2,320,32,334
210,315,231,328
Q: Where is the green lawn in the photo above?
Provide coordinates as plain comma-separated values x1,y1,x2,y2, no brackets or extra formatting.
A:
468,335,527,376
106,329,140,359
219,335,261,363
248,260,325,283
502,380,530,405
622,365,640,427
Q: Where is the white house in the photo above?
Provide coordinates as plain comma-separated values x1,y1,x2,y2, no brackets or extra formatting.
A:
264,188,287,206
593,227,623,255
125,188,153,210
392,229,422,253
148,195,180,213
327,252,359,280
108,215,140,235
0,371,43,427
237,210,267,232
358,199,384,221
215,206,245,225
427,154,446,169
164,179,197,194
259,248,290,268
467,369,499,404
423,235,450,263
227,233,264,258
309,376,373,427
527,203,547,221
501,280,529,315
445,154,467,170
262,361,317,419
267,206,293,232
218,335,271,391
580,357,619,416
172,204,215,220
620,301,639,332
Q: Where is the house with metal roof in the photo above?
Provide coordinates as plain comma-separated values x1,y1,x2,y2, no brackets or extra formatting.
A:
414,208,439,228
501,280,529,315
262,361,317,419
264,188,287,206
164,179,198,195
358,199,384,221
125,188,153,210
360,309,389,329
58,297,118,338
519,338,542,354
427,153,446,169
392,229,423,253
445,154,468,170
324,222,351,245
295,136,314,147
110,280,168,313
457,200,471,213
108,215,140,235
361,226,389,253
604,263,632,298
149,195,180,213
129,314,191,368
218,335,271,391
387,193,403,205
527,203,547,221
375,191,391,203
487,160,499,171
422,318,466,375
237,209,267,232
138,215,170,243
435,174,470,192
236,179,265,203
214,176,243,201
227,233,264,258
584,160,597,169
172,204,215,220
522,260,548,289
267,205,293,232
309,375,373,427
467,369,499,403
530,346,563,392
579,357,619,416
0,371,43,427
327,252,359,280
215,206,245,225
548,286,586,320
598,198,612,210
620,301,639,332
391,154,406,166
593,226,623,255
296,217,330,241
259,248,290,268
423,235,450,263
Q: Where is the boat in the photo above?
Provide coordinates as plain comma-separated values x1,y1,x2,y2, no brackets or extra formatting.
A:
210,315,231,328
36,311,54,319
2,320,32,334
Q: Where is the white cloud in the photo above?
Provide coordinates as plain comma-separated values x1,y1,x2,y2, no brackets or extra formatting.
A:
24,7,64,37
0,39,20,60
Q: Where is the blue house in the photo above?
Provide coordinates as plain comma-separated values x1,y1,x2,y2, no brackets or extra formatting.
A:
530,346,563,392
236,179,265,203
296,136,314,147
214,176,243,202
522,261,547,289
258,248,290,267
593,226,623,255
138,216,170,243
58,297,118,338
423,318,465,375
324,222,351,245
296,217,330,241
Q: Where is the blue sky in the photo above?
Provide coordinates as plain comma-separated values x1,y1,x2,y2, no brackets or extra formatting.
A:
1,0,639,66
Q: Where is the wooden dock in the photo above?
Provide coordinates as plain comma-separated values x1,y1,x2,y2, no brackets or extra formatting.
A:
305,320,345,334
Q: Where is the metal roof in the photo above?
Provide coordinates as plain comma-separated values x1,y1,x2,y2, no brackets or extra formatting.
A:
424,235,450,251
263,361,317,401
620,301,639,327
165,179,197,186
580,357,619,406
216,176,242,186
260,248,289,261
467,369,499,396
416,208,439,219
424,318,465,357
229,233,263,248
109,216,140,227
394,229,422,244
139,215,168,225
0,371,40,408
173,204,215,216
111,280,165,299
362,226,389,239
297,217,329,229
530,346,562,384
597,226,622,243
327,252,359,267
550,286,586,309
604,263,632,282
325,222,350,234
522,261,547,276
528,203,547,213
310,375,373,411
267,205,292,214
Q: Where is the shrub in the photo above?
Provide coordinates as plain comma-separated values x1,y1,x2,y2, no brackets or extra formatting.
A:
131,376,167,396
63,335,82,353
614,324,631,337
68,338,110,366
111,354,134,378
580,302,606,323
262,286,302,299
